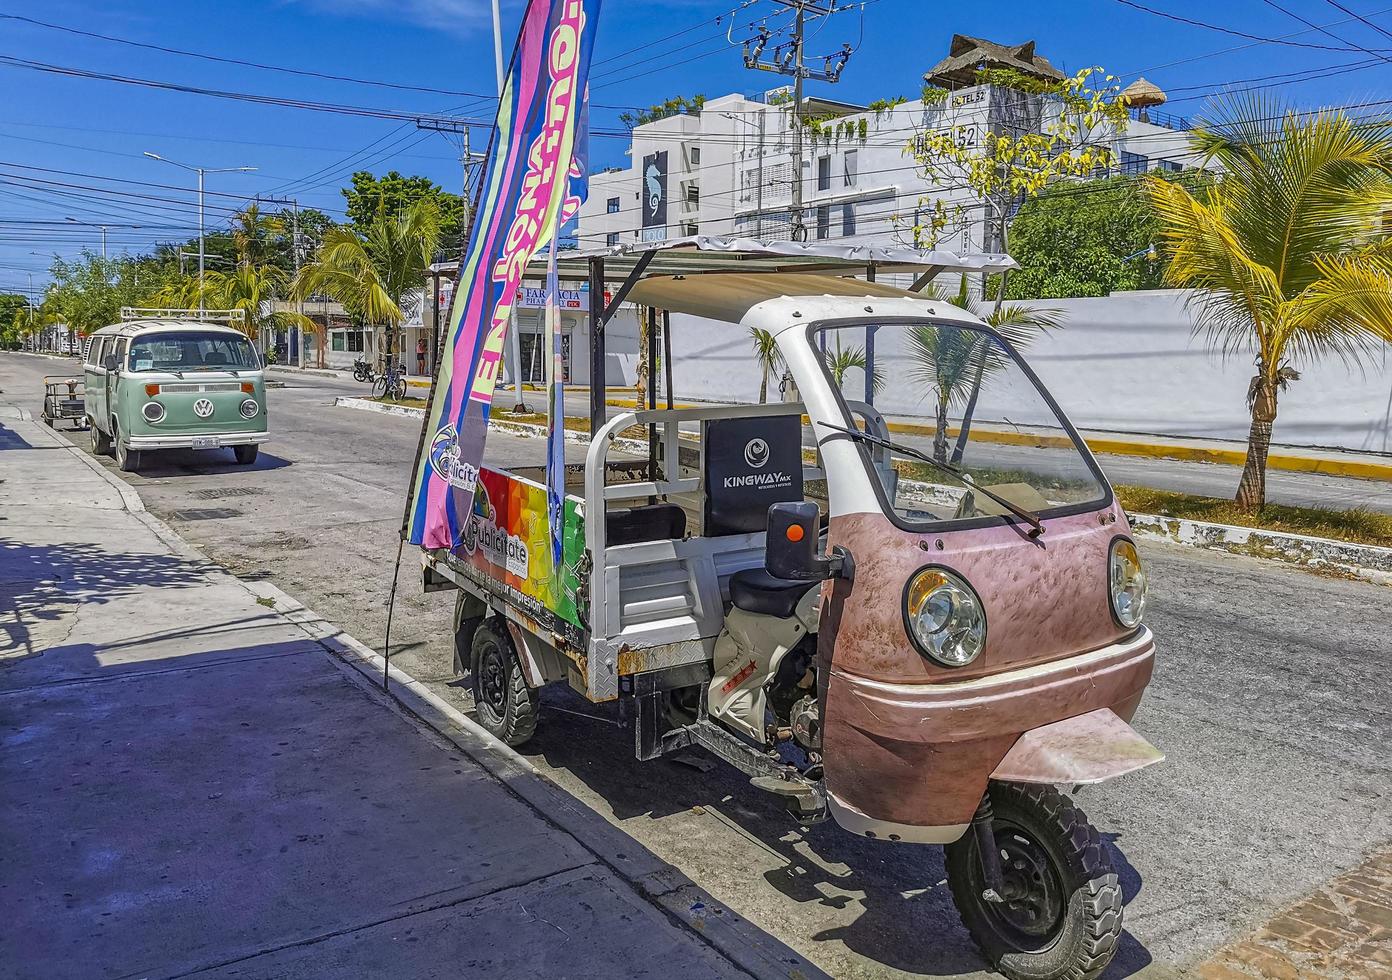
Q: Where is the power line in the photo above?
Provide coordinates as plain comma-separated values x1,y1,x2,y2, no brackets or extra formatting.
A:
1257,0,1392,64
1321,0,1392,41
0,54,490,125
1111,0,1392,52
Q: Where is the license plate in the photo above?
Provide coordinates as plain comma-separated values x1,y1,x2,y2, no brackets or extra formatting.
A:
191,436,221,450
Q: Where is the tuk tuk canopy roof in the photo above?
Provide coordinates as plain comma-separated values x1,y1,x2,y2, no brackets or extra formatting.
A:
625,272,951,324
427,235,1017,285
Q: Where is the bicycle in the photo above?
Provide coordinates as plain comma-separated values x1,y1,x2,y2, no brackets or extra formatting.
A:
373,360,408,402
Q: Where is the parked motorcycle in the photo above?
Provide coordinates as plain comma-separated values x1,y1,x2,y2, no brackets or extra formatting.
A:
352,356,375,384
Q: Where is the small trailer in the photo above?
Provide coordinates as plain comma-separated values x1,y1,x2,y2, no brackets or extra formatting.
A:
418,237,1160,980
40,376,86,430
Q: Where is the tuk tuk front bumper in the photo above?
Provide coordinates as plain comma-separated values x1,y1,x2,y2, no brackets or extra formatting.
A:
822,627,1155,844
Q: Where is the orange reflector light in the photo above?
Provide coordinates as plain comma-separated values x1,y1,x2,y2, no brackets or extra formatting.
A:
144,384,160,396
785,524,805,543
241,382,254,394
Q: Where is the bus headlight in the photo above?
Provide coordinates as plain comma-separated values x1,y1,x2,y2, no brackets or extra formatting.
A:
239,398,259,419
142,401,165,423
903,567,986,667
1109,538,1147,629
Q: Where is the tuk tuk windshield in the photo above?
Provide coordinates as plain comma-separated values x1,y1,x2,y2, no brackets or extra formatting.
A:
127,331,259,373
816,321,1108,529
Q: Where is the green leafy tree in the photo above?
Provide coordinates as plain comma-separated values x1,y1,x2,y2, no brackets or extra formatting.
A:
45,251,171,335
342,171,462,254
908,277,1062,461
1146,95,1392,511
294,198,441,361
906,67,1127,307
1003,171,1209,299
748,326,783,404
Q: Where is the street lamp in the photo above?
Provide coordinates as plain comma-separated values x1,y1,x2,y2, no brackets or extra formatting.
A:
64,217,114,257
144,152,257,313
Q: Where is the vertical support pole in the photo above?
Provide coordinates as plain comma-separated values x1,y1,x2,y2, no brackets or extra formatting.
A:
509,306,526,411
588,256,606,436
662,309,674,411
647,306,659,489
864,262,876,406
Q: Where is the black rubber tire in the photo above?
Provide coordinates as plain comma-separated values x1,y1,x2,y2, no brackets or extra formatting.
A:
371,376,387,400
114,426,141,473
233,444,259,465
89,418,111,456
945,782,1122,980
470,622,538,746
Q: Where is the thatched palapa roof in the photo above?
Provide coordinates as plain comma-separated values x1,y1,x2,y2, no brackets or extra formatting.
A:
923,34,1065,89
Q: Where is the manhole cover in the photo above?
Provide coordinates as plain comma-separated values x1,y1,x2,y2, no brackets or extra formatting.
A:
172,507,242,521
190,487,262,499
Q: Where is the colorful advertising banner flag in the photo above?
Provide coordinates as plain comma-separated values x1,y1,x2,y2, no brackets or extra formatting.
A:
406,0,600,551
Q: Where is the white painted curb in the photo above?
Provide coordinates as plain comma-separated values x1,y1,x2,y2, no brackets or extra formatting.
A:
337,395,1392,585
1127,512,1392,586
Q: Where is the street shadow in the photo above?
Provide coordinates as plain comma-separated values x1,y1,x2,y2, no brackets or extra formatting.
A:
520,684,1154,978
0,535,211,667
0,423,33,451
128,448,292,476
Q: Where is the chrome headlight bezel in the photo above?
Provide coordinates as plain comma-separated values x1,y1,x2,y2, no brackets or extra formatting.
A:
902,565,988,668
239,398,260,419
1108,536,1147,630
142,401,165,424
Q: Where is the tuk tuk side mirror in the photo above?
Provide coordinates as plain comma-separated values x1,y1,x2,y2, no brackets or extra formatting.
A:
103,354,119,372
766,501,853,582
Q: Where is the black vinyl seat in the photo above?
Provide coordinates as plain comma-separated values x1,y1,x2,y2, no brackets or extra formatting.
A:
728,567,818,618
605,502,687,546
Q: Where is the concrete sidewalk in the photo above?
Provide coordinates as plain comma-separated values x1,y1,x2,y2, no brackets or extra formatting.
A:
0,405,820,980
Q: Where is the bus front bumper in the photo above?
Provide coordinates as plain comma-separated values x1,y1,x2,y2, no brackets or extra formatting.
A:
127,431,270,450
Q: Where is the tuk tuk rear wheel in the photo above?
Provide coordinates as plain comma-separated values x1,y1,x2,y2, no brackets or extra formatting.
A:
470,622,538,747
945,782,1122,980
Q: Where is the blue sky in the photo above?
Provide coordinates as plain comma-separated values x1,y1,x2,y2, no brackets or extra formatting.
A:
4,0,1392,296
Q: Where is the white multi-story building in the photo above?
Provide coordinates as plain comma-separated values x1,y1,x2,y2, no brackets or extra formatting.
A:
577,35,1202,259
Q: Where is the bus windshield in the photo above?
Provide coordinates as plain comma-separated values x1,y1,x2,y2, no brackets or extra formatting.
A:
128,332,259,373
814,321,1109,530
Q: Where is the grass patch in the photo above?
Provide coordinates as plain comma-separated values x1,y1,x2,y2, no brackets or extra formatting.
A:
370,395,429,410
1116,485,1392,549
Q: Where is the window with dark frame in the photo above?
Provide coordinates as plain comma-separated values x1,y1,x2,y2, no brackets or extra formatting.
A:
816,206,830,240
843,150,857,187
841,203,856,237
1121,151,1148,175
817,155,831,191
605,231,620,246
606,197,620,213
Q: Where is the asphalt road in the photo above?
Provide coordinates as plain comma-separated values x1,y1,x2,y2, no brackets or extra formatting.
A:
5,350,1390,978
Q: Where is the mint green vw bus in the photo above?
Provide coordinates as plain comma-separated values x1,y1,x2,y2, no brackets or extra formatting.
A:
84,310,269,472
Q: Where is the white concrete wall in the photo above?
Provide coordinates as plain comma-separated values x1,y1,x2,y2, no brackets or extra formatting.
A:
654,290,1392,453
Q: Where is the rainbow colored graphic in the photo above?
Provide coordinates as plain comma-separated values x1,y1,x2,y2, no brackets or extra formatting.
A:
406,0,600,553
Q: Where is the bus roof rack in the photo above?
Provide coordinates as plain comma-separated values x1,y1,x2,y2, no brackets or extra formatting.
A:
119,307,247,324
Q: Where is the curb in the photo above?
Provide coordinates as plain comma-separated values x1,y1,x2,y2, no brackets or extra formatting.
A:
591,393,1392,482
266,364,352,380
335,395,1392,584
25,408,824,980
1127,512,1392,586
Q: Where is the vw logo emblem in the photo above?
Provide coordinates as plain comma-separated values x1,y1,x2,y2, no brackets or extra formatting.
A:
193,398,215,419
743,438,770,469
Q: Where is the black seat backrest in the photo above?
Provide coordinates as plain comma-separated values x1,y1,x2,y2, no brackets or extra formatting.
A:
702,415,804,536
605,502,687,546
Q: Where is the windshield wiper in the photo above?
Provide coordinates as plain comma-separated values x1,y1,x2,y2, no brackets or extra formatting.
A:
819,421,1044,538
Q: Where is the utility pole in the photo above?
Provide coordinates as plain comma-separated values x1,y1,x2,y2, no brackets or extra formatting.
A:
259,195,306,367
739,1,853,242
99,225,108,259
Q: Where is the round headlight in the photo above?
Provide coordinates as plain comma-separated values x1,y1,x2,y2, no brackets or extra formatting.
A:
903,567,986,667
1109,538,1147,629
142,401,165,423
239,398,259,419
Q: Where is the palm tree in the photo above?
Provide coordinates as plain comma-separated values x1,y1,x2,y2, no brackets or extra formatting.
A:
230,203,283,269
293,199,440,365
201,264,313,345
1146,95,1392,510
749,326,783,403
822,334,886,399
907,276,1061,462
